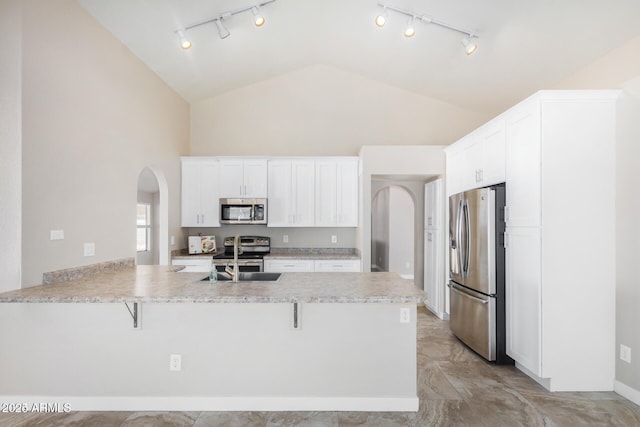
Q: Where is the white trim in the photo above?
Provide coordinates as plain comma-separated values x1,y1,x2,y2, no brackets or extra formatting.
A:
615,380,640,406
0,396,419,412
424,302,446,320
515,362,551,391
141,165,170,265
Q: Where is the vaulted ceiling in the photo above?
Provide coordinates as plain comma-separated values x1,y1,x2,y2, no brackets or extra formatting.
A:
77,0,640,116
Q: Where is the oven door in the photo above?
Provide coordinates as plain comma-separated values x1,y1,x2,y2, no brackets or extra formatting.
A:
212,259,263,273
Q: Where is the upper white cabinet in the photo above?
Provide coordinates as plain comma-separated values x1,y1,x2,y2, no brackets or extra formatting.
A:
445,118,506,195
181,158,220,227
315,159,359,227
501,91,618,391
219,159,268,198
267,160,315,227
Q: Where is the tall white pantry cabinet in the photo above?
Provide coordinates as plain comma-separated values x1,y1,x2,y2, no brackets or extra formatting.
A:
447,90,619,392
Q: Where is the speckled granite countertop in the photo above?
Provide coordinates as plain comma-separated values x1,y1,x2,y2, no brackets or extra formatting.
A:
0,266,421,304
172,248,361,261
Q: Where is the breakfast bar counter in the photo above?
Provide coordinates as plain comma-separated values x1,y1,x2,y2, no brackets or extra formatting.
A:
0,266,422,304
0,266,422,413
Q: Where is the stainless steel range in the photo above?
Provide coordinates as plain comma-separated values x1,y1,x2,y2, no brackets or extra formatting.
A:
210,236,270,273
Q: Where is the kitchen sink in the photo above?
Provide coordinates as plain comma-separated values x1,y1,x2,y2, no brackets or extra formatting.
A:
201,272,282,282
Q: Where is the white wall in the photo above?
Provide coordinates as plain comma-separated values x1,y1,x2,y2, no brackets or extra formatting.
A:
371,188,389,271
20,0,190,286
190,64,489,157
0,0,22,293
388,187,415,279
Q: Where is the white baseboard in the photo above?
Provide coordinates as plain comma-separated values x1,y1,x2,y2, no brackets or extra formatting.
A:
615,380,640,406
424,302,445,320
0,396,419,412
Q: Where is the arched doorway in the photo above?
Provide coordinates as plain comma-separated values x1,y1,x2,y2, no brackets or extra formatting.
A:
371,185,415,279
136,166,169,265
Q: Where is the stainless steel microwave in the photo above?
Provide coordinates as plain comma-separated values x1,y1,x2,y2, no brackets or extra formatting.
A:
220,198,267,224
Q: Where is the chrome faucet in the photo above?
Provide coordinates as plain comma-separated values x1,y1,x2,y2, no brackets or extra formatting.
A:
225,235,242,282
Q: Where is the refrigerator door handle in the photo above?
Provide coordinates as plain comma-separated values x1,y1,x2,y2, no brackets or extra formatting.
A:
449,283,489,304
463,199,471,275
456,198,464,275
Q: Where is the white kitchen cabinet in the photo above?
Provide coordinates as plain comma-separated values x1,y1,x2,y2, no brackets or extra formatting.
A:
315,158,358,227
445,118,506,195
501,91,618,391
181,158,220,227
505,227,541,376
314,259,361,272
424,179,443,230
171,258,211,273
264,259,314,273
424,229,444,317
219,159,268,198
267,160,315,227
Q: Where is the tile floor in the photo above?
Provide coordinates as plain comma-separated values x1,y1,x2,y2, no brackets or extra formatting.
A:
2,306,639,426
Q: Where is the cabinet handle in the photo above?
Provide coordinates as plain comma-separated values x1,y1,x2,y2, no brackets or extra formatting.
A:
504,232,509,249
504,206,510,222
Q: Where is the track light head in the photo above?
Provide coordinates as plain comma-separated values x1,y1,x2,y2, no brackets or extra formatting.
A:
375,7,387,27
177,29,192,50
404,16,416,38
461,36,478,55
252,6,265,27
215,19,230,39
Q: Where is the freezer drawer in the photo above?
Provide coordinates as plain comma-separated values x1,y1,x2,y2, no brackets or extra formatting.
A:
449,283,496,361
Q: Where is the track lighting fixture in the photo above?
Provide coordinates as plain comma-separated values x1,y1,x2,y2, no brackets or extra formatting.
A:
375,7,387,28
215,19,230,39
252,6,265,27
376,2,479,55
461,36,478,56
404,16,416,38
175,0,275,49
176,29,192,50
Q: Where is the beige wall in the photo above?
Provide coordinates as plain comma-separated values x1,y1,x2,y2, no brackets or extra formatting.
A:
190,64,489,156
553,36,640,396
0,0,22,292
20,0,189,286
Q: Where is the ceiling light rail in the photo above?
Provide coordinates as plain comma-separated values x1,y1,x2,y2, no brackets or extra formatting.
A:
375,2,479,55
175,0,276,49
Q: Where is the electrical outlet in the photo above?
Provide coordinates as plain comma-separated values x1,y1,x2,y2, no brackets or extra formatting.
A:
169,354,182,371
400,307,411,323
50,230,64,240
331,235,338,244
83,243,95,257
620,345,632,363
283,235,289,243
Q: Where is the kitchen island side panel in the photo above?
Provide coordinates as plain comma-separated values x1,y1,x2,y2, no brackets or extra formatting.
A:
0,302,417,410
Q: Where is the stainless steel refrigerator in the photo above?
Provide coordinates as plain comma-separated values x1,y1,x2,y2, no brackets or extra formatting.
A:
448,184,512,364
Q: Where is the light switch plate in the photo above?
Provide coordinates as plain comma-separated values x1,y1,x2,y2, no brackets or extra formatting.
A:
331,235,338,244
620,344,632,363
50,230,64,240
84,243,95,257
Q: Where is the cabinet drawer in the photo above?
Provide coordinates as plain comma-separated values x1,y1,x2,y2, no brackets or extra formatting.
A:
314,259,361,272
264,259,314,272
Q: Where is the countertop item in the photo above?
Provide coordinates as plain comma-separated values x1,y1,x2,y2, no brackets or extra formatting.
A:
0,266,421,304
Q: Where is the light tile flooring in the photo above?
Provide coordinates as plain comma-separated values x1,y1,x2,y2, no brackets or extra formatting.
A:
2,306,639,426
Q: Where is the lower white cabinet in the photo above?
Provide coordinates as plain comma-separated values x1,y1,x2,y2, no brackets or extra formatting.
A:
264,259,361,273
171,258,210,273
314,259,361,272
264,259,314,273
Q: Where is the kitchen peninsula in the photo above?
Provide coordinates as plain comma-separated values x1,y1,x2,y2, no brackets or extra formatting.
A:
0,265,422,412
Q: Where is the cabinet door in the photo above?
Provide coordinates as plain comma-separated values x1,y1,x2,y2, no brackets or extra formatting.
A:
424,230,437,310
505,100,541,227
243,159,268,197
505,227,542,376
181,160,202,227
424,179,442,230
445,149,463,196
219,160,245,198
479,119,506,186
267,160,293,227
314,259,361,272
264,259,315,273
291,160,315,226
336,160,358,226
315,161,338,226
199,160,220,227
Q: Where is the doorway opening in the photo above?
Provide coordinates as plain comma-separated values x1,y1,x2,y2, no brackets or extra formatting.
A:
371,184,415,279
136,167,169,265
